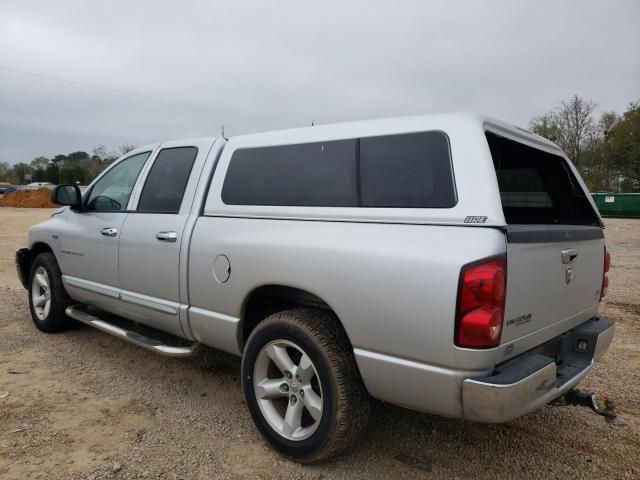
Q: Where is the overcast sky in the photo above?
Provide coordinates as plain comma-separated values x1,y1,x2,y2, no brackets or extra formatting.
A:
1,0,639,164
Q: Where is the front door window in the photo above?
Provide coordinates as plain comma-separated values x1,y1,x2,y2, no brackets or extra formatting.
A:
85,152,150,211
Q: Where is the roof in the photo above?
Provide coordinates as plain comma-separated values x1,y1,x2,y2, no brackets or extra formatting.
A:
226,112,563,154
137,113,563,156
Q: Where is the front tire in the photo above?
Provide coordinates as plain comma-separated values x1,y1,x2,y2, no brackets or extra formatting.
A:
241,308,370,463
28,252,73,333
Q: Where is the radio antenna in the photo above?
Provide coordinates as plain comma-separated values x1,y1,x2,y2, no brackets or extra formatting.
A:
221,123,228,140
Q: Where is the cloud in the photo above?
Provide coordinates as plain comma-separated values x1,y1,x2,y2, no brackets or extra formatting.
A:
1,0,639,162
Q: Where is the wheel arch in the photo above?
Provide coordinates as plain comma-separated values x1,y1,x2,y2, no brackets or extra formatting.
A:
31,241,54,258
238,284,355,353
19,242,56,288
30,241,59,273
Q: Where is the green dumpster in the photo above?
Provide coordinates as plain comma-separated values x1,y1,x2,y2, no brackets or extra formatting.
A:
592,193,640,218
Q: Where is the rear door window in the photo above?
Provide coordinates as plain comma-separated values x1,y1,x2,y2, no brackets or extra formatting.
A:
137,147,198,213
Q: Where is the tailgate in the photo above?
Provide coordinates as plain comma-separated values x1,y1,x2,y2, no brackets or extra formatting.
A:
502,226,604,343
484,128,606,347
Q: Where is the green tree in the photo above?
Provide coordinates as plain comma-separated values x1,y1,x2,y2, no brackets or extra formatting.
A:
529,95,596,170
530,113,561,142
119,144,136,155
29,156,50,182
10,162,30,184
45,163,60,184
0,160,11,182
51,154,67,166
64,151,90,168
608,102,640,191
530,97,639,192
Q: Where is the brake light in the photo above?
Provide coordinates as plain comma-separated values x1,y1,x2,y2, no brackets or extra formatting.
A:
455,255,507,348
600,245,610,301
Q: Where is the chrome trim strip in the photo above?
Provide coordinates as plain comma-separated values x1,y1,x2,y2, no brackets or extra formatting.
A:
189,306,239,325
62,275,120,299
120,290,179,315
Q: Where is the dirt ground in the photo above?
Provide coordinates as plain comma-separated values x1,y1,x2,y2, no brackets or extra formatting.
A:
0,207,638,479
0,190,57,209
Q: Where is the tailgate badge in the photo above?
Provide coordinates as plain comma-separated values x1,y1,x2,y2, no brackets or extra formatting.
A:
566,267,574,284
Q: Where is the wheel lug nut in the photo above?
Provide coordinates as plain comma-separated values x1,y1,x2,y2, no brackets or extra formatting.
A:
285,371,292,379
299,389,305,398
280,383,289,393
290,395,297,405
296,375,302,383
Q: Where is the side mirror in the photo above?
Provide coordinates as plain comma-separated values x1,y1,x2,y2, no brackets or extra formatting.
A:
51,185,83,210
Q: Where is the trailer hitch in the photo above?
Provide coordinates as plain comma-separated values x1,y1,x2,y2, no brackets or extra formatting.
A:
553,389,617,420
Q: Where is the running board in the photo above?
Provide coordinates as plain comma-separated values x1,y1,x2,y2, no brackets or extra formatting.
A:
65,305,197,358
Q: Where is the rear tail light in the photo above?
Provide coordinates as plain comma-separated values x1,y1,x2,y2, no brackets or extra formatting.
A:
600,245,610,301
455,255,507,348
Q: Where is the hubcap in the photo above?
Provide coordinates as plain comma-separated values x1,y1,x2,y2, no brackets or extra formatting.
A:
31,266,51,321
253,340,323,441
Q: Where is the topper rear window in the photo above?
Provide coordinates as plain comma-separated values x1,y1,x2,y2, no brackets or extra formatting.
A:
486,131,599,226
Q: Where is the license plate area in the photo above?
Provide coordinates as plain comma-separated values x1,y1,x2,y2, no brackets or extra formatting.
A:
531,317,610,387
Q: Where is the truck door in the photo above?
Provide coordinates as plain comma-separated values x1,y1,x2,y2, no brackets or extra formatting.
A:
59,151,151,312
116,139,213,337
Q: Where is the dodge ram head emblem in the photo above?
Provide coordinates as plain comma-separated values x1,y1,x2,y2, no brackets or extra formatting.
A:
565,267,574,284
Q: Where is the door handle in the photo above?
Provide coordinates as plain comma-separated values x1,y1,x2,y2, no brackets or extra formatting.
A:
156,231,178,242
561,248,578,264
100,227,118,237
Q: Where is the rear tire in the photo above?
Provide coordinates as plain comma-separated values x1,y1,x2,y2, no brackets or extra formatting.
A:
241,308,370,463
28,252,74,333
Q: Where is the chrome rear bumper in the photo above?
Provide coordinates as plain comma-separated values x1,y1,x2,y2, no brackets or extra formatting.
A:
462,317,614,423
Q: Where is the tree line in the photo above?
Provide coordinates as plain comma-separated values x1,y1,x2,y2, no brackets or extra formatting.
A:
529,95,639,192
0,95,638,191
0,144,136,186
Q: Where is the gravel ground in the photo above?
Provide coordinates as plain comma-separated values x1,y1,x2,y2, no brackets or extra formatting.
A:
0,207,638,479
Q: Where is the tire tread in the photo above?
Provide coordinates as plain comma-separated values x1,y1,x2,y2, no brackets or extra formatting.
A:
28,252,74,333
244,307,370,463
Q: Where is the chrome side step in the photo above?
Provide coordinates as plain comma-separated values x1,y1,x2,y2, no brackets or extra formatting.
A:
65,305,197,358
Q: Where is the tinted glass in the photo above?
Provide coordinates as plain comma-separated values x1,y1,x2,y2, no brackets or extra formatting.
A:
86,152,150,211
487,132,599,225
137,147,198,213
497,168,553,208
222,140,357,206
360,131,456,208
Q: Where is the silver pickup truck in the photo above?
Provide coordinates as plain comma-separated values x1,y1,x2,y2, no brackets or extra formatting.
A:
16,114,614,463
